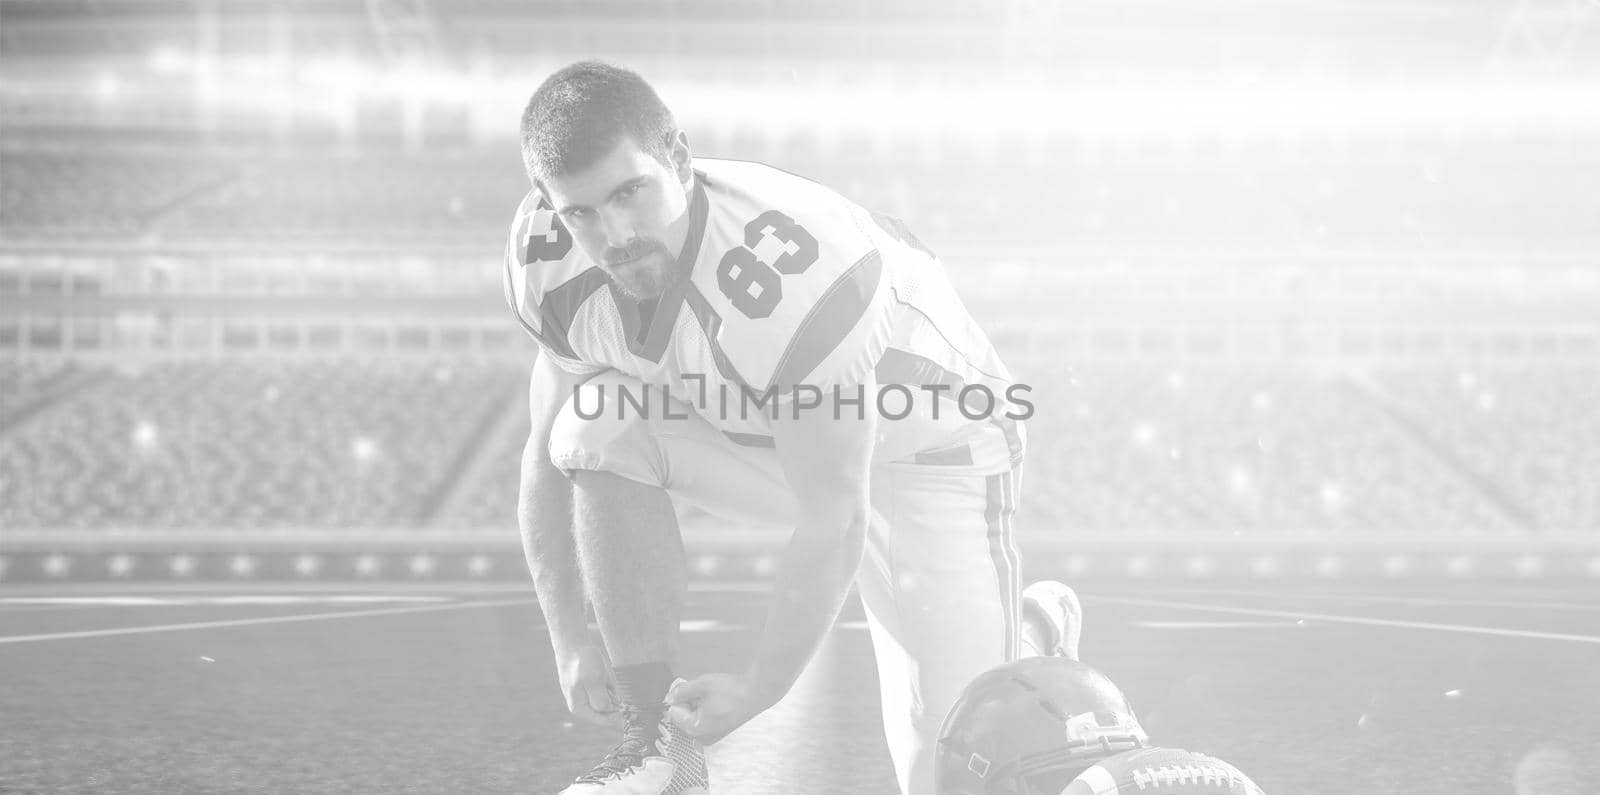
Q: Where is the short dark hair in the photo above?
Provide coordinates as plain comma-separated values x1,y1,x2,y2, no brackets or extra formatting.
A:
520,61,677,184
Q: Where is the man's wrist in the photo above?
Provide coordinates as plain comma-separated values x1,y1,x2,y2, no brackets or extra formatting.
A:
548,624,590,662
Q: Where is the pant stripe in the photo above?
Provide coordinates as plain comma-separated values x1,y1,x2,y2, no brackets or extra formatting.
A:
1002,467,1023,660
985,470,1019,662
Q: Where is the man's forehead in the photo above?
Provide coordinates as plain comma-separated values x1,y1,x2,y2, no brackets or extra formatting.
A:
540,139,657,209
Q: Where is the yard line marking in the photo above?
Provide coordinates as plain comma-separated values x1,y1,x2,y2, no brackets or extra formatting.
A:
1126,587,1600,612
0,595,454,607
0,598,538,645
670,619,869,633
1090,596,1600,645
680,620,737,633
0,581,769,597
1135,620,1304,629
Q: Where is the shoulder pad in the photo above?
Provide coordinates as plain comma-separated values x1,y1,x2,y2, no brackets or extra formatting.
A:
502,191,601,363
689,161,893,393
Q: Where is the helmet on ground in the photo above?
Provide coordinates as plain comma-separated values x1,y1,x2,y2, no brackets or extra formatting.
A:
935,657,1149,795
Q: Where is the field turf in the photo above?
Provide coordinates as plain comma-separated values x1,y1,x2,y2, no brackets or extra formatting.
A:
2,580,1597,794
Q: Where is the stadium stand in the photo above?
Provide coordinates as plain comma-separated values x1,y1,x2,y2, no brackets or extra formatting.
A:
158,154,526,241
0,360,522,529
1018,365,1527,536
1375,367,1600,532
9,143,1593,250
2,135,1594,539
0,150,235,238
7,356,1594,535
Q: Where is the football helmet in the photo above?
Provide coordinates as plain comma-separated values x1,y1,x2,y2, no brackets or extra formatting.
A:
935,657,1149,795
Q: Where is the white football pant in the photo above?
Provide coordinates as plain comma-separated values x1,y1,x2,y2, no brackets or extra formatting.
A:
549,371,1023,795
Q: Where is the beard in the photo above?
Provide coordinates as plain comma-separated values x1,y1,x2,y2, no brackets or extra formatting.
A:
604,238,679,300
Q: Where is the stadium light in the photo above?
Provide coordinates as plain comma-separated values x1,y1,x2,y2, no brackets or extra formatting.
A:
1063,554,1090,577
408,554,437,577
228,554,258,578
1131,422,1158,447
1125,556,1153,577
299,56,375,95
93,73,121,103
42,554,71,578
236,55,289,80
149,46,188,74
107,554,136,578
1227,467,1254,495
168,555,197,577
293,554,322,578
132,421,159,450
667,78,1600,139
354,554,382,577
1319,482,1346,512
692,555,723,577
1249,556,1281,578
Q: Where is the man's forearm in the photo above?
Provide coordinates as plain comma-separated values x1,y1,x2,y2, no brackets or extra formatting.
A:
518,442,588,659
745,513,868,707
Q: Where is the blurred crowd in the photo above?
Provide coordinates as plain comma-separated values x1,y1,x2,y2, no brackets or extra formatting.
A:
6,144,1591,251
0,360,518,529
3,359,1594,535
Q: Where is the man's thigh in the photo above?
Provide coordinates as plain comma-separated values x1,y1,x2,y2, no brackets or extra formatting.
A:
548,371,796,530
860,464,1022,709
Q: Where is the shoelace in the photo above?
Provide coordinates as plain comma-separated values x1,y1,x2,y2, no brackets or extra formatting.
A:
572,705,666,783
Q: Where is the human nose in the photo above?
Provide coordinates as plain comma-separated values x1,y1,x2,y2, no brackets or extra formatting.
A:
597,207,634,250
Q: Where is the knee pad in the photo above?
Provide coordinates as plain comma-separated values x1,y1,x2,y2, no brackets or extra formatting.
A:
548,371,665,486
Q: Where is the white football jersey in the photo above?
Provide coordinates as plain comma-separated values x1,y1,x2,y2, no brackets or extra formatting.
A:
503,158,1023,473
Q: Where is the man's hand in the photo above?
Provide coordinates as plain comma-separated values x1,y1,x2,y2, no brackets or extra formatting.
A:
664,673,769,744
557,645,621,727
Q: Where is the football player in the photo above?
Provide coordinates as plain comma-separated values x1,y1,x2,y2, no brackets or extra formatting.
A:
508,61,1039,795
935,657,1267,795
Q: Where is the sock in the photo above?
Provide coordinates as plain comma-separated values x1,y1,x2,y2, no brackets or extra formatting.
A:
1020,618,1051,659
613,661,674,709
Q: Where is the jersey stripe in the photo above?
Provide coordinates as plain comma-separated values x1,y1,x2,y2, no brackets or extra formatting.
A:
625,179,710,363
767,249,884,391
722,431,776,448
684,286,753,389
875,347,995,417
538,267,610,359
502,253,546,347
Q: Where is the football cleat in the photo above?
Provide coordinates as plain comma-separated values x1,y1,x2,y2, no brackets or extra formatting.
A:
558,704,709,794
1021,580,1083,661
